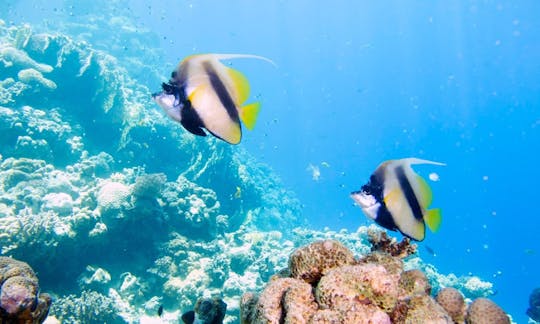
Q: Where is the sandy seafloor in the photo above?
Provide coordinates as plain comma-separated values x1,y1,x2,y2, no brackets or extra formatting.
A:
1,1,540,323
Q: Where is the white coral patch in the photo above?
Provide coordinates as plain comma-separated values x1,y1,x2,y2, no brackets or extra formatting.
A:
42,192,74,215
97,181,130,211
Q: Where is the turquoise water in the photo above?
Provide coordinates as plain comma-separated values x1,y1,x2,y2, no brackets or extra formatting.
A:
2,1,539,322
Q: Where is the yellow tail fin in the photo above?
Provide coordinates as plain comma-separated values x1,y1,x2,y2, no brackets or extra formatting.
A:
425,208,442,232
240,102,260,130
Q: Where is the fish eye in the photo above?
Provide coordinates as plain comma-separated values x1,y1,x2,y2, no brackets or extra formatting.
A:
162,82,176,95
171,71,177,78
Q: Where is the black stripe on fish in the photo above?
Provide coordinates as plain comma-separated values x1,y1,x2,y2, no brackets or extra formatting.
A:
359,170,398,232
375,204,398,231
202,61,241,124
395,165,423,221
180,99,207,137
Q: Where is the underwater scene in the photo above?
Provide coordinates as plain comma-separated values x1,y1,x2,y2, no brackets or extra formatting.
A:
1,0,539,323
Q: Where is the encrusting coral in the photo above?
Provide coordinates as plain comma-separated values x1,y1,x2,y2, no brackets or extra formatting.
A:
466,298,510,324
436,287,466,323
0,256,51,323
288,240,355,283
241,237,510,324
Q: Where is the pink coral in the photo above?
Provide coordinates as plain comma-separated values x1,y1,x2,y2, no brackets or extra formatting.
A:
466,298,510,324
0,256,51,323
240,239,509,324
316,263,399,313
399,269,431,297
436,287,466,323
250,278,316,323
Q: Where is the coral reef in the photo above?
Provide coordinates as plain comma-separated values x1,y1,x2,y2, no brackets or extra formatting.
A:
181,296,227,324
0,256,51,323
528,288,540,322
466,298,510,324
436,287,466,323
240,239,509,324
289,240,355,283
0,14,509,324
367,229,417,258
48,290,122,323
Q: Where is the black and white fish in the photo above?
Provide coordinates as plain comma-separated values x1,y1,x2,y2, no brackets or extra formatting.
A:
350,158,445,241
152,53,273,144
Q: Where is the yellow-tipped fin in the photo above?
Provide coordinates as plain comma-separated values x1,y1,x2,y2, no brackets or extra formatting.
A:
416,175,433,208
425,208,442,232
227,67,250,104
240,102,260,130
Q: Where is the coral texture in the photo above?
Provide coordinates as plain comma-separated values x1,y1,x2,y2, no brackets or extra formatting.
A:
0,257,51,323
289,240,355,283
466,298,510,324
241,239,509,324
436,287,466,323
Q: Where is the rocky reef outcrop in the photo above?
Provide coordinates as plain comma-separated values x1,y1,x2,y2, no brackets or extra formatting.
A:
240,237,510,324
0,256,51,323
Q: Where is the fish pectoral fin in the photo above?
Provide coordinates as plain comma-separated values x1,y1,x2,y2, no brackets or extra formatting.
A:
227,67,250,104
425,208,442,232
416,175,433,207
383,187,401,207
187,84,207,103
240,102,261,130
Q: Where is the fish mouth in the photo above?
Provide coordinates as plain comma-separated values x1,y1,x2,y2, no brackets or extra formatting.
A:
350,190,377,208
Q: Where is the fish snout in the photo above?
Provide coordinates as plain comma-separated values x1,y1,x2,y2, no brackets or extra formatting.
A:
351,190,377,209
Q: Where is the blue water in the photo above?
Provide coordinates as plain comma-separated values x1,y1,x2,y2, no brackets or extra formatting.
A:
3,1,540,322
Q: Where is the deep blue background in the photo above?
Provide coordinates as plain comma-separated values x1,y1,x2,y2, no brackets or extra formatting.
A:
3,1,540,322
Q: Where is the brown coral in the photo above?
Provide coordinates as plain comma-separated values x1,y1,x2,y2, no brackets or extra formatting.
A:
241,239,509,324
367,229,417,258
309,309,340,323
289,240,355,283
436,287,466,323
360,251,403,275
240,292,258,324
392,294,453,323
0,256,51,324
399,269,431,298
465,298,510,324
316,264,399,313
335,301,391,323
250,278,317,324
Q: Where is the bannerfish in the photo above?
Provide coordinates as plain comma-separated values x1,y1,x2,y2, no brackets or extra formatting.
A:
152,53,274,144
350,158,445,241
